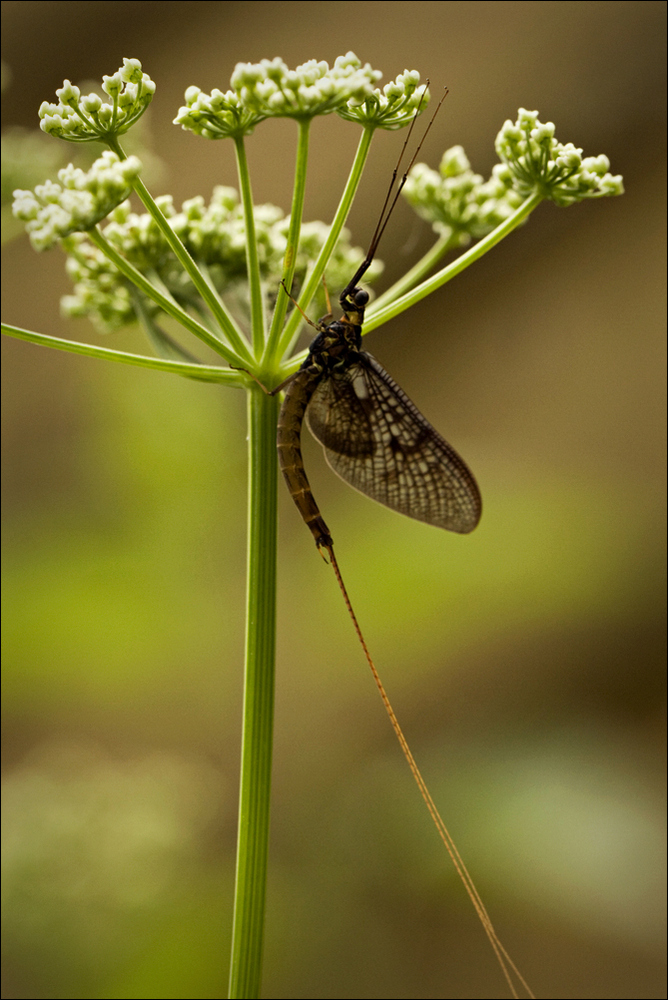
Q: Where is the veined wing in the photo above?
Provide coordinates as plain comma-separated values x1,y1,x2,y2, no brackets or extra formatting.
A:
305,352,481,534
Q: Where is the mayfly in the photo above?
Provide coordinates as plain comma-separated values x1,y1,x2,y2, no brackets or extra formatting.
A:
262,93,533,999
277,251,482,548
278,98,481,554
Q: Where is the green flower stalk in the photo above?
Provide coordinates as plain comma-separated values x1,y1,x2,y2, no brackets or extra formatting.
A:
5,55,623,1000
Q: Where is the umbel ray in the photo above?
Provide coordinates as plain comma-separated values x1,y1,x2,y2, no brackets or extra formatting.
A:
244,90,535,1000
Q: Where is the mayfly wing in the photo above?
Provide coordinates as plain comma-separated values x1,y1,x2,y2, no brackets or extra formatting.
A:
305,351,481,534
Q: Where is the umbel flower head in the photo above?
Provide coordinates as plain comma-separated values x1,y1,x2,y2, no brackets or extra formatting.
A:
402,145,524,246
230,53,382,119
175,52,382,138
174,53,428,138
38,58,155,144
10,55,624,372
337,69,428,129
173,87,265,140
12,150,142,250
495,108,624,206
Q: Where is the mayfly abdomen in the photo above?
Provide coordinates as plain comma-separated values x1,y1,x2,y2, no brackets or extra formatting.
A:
277,366,333,549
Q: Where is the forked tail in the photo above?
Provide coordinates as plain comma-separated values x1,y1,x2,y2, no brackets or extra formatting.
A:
322,541,536,1000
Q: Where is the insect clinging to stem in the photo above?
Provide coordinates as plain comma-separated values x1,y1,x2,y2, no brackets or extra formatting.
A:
275,86,481,559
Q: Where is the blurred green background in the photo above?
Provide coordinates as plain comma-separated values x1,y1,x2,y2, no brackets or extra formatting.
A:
1,2,665,998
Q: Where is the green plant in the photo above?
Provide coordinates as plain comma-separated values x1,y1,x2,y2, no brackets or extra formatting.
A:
4,54,622,999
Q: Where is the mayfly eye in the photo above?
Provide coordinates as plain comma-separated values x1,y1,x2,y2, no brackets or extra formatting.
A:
354,289,369,307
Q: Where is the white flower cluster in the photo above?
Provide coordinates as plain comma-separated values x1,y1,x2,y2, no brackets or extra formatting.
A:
402,145,524,246
38,58,155,143
337,69,428,129
61,186,382,331
495,108,624,206
176,53,427,136
174,88,264,140
230,52,381,119
12,151,142,250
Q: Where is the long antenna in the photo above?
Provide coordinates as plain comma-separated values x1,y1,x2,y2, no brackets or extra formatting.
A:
344,85,449,294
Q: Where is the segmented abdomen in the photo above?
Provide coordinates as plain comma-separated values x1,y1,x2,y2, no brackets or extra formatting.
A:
277,367,333,548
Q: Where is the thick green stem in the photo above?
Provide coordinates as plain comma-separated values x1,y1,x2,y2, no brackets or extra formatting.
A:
228,386,279,1000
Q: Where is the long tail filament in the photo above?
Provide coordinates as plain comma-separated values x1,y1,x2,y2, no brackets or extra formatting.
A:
323,542,535,1000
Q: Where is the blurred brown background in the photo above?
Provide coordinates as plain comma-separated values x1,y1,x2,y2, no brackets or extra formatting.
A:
2,2,665,998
